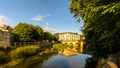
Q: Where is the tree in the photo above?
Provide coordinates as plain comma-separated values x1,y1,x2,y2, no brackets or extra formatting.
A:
43,32,53,42
13,23,34,42
69,0,120,59
32,25,43,41
13,22,44,42
42,32,59,42
52,33,59,41
13,22,58,42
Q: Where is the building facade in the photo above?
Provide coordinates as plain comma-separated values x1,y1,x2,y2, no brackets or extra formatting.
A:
0,24,13,47
58,32,85,52
58,32,80,41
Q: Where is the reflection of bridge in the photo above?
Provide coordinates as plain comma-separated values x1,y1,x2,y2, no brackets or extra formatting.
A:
61,40,84,53
61,40,81,45
59,48,78,56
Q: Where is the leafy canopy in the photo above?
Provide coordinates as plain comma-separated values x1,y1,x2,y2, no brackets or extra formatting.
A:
69,0,120,59
13,22,59,42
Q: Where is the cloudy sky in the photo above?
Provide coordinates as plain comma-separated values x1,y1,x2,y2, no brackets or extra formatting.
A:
0,0,83,34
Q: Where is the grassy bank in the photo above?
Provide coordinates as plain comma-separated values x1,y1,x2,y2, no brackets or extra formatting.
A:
10,45,40,60
0,45,40,65
1,47,57,68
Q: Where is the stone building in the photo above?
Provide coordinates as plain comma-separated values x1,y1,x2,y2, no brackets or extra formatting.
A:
0,24,13,47
58,32,80,41
58,32,85,52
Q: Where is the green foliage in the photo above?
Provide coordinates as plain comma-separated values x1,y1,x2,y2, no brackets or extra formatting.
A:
0,49,11,64
0,45,53,64
13,23,35,42
52,33,59,41
13,22,59,42
32,25,43,41
9,46,40,60
0,51,7,63
69,0,120,59
43,32,53,42
53,43,67,51
13,23,44,42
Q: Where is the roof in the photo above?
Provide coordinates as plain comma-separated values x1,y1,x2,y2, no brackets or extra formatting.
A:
0,24,13,32
58,32,78,35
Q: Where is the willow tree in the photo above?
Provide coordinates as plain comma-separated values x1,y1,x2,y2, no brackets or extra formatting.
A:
69,0,120,59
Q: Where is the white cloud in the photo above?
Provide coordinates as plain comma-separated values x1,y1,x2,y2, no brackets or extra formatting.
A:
32,14,51,21
0,15,10,26
32,15,45,21
43,22,59,33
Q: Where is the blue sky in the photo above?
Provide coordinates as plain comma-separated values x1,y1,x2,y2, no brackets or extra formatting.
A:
0,0,83,34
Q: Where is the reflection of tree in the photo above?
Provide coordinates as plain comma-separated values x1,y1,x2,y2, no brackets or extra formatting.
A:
69,43,73,49
29,52,57,68
11,50,57,68
53,43,83,54
53,44,67,52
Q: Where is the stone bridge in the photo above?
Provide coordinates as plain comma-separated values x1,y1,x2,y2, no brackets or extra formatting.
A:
61,40,84,52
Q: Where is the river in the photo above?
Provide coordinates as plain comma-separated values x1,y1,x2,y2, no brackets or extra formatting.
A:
34,54,91,68
10,47,95,68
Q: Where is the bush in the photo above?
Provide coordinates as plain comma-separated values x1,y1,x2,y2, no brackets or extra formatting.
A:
0,51,9,64
9,45,40,60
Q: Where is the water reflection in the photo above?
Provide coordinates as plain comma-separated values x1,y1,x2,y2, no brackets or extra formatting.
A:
39,54,91,68
11,46,93,68
59,48,79,56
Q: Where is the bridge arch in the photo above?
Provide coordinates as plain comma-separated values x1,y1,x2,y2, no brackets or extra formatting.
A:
61,40,84,53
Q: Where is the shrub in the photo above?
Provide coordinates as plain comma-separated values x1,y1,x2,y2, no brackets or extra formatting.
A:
9,45,40,60
0,51,9,64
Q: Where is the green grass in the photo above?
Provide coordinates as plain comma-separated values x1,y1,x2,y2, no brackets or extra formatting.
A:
9,45,40,60
0,45,57,68
0,45,40,64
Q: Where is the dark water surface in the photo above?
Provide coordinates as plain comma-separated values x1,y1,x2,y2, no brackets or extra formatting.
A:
37,54,91,68
12,53,92,68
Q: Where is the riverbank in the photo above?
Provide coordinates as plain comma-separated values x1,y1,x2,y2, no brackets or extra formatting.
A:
1,50,57,68
0,45,53,67
0,43,97,68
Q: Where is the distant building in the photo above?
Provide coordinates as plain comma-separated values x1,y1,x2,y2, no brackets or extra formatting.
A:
58,32,85,52
58,32,80,41
0,24,13,47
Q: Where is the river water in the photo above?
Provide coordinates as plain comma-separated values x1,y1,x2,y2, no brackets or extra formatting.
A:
34,54,92,68
12,52,93,68
11,46,95,68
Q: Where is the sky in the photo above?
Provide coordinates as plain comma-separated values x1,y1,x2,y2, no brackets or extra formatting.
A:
0,0,84,34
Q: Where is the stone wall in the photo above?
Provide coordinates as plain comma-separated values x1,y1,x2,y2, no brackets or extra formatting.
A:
0,30,12,47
